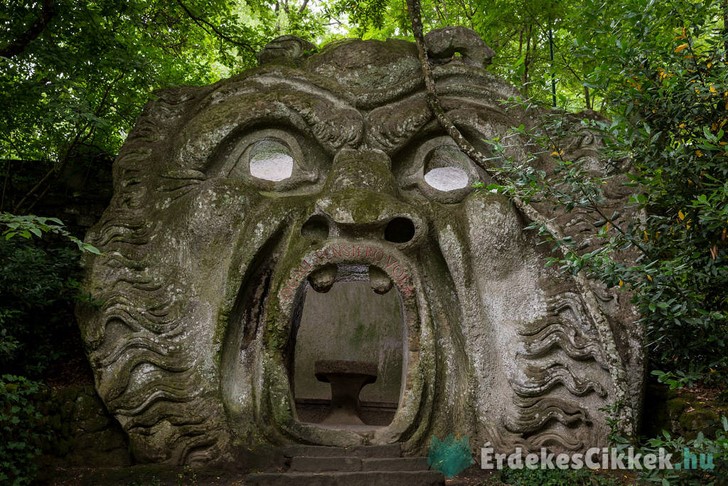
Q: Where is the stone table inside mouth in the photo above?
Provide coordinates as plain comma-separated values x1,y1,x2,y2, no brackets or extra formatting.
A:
314,360,378,426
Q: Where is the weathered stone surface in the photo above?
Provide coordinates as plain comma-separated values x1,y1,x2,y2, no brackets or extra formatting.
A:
361,457,429,471
290,456,362,472
77,28,644,465
49,385,131,467
425,26,495,67
283,444,402,459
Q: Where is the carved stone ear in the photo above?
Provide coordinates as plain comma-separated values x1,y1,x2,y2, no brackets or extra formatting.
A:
257,35,317,66
425,26,495,68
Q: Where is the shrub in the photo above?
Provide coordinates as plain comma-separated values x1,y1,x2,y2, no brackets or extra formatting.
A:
0,375,51,485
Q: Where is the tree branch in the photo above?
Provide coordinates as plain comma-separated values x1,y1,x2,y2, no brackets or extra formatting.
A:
0,0,56,59
175,0,255,53
13,73,124,213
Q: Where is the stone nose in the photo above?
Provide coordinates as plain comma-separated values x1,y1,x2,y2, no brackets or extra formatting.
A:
301,149,426,247
323,148,397,195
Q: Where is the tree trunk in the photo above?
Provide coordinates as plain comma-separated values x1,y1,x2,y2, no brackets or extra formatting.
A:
723,0,728,53
523,24,533,95
584,86,591,110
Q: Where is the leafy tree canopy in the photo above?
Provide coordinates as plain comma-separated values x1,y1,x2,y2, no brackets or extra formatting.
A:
0,0,331,212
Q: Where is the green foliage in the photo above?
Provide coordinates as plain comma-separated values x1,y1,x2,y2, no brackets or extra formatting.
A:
651,369,703,391
0,217,94,482
0,375,51,486
588,1,728,384
499,466,620,486
330,0,391,34
247,0,332,41
611,417,728,485
1,1,247,163
1,212,99,253
477,0,728,386
0,237,85,377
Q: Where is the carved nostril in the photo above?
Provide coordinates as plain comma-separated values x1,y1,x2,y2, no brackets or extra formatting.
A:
301,215,329,241
384,217,416,244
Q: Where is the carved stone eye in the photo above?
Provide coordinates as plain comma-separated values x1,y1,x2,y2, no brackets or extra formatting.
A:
249,139,294,181
424,167,469,191
423,145,471,192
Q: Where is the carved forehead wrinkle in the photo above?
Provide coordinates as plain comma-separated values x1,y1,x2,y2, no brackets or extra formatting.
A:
175,87,364,171
437,103,534,166
245,74,359,109
303,38,423,109
205,70,361,108
366,93,517,155
366,93,432,153
243,76,365,149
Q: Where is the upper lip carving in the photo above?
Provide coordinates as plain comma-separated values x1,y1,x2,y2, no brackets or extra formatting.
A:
278,240,417,305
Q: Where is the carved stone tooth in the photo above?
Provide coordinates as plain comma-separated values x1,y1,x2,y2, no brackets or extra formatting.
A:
308,264,337,293
369,266,393,294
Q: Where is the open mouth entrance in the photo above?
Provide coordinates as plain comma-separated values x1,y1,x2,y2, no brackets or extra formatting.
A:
291,263,405,428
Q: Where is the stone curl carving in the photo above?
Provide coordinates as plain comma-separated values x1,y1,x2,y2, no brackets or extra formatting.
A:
425,26,495,67
257,35,317,66
78,30,643,465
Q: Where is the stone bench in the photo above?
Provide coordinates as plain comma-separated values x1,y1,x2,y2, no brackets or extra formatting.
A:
315,360,378,425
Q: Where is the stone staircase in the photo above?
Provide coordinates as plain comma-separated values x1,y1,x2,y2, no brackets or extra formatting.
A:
246,443,445,485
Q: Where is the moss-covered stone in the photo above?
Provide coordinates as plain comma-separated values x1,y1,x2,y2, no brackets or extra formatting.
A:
641,382,727,439
679,409,720,438
46,384,131,467
77,29,643,464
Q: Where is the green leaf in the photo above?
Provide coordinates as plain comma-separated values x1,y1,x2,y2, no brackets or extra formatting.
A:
81,243,101,255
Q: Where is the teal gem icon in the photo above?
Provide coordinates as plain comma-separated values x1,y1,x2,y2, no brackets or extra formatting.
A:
427,433,474,478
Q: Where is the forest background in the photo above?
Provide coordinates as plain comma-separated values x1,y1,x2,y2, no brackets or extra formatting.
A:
1,0,726,484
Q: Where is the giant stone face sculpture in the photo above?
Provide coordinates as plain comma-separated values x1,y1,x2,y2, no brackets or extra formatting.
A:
78,28,643,465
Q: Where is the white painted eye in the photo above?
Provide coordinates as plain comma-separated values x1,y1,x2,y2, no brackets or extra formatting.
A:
423,145,471,191
424,167,469,191
249,140,294,181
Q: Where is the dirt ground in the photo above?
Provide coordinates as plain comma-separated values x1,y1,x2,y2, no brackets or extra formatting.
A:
39,460,640,486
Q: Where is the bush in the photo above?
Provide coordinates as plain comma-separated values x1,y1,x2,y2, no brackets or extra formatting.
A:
0,237,84,377
610,23,728,384
502,2,728,386
0,375,51,485
500,466,620,485
624,417,728,485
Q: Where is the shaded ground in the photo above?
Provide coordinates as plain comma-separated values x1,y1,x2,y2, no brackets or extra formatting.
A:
40,463,247,486
39,460,639,486
38,464,503,486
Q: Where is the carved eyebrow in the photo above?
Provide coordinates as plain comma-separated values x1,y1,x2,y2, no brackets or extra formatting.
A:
366,93,509,155
366,94,433,154
242,76,367,152
174,78,365,171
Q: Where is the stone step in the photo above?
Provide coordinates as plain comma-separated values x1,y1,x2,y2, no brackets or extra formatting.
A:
283,443,402,458
246,470,445,486
289,455,431,473
362,457,430,471
290,456,362,472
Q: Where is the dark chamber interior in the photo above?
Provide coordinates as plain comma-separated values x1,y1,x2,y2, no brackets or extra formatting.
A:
291,267,405,427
